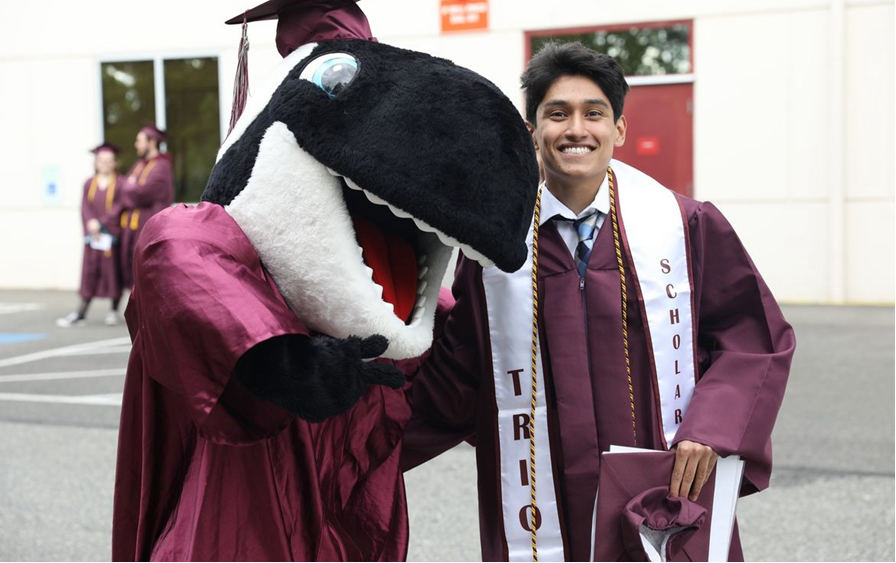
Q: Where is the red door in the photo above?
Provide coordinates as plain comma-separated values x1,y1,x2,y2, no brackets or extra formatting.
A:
613,82,693,197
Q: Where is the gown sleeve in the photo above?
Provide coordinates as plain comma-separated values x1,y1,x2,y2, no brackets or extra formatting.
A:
122,158,173,208
401,256,483,471
671,202,796,494
131,206,310,444
81,178,97,236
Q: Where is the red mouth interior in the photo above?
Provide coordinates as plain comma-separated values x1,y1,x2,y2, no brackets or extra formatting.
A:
351,215,419,323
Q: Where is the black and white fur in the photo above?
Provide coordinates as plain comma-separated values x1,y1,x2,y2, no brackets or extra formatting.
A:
202,39,538,419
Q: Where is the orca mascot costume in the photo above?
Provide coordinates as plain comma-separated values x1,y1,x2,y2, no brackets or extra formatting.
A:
111,1,538,560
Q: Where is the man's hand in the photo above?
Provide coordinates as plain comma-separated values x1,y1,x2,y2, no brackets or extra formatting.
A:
669,440,718,501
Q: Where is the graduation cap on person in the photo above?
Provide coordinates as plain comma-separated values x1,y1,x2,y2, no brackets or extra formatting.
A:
224,0,375,132
90,142,121,155
139,122,167,143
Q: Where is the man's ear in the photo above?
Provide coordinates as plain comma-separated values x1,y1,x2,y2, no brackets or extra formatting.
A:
526,120,539,151
614,115,627,147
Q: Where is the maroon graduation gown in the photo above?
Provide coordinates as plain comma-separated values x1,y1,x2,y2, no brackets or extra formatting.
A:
402,195,795,562
113,202,412,561
117,154,175,289
79,174,123,299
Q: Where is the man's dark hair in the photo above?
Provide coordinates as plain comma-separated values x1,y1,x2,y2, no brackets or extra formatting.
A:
521,41,630,125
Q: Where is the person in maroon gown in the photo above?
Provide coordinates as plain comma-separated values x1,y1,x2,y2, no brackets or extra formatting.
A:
114,203,437,561
116,123,174,289
111,1,541,561
57,143,125,327
401,42,795,562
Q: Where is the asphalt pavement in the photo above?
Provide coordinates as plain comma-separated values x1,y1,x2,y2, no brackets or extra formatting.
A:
0,290,892,561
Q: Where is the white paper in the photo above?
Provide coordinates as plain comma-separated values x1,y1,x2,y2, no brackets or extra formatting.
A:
89,233,113,252
708,455,745,562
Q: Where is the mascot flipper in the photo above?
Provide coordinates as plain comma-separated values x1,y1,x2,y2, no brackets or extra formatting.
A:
111,1,538,561
235,334,405,422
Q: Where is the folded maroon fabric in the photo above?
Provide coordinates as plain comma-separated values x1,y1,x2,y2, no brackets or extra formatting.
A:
594,451,716,562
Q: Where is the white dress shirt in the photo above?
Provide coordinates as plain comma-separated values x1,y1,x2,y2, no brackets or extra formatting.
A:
538,174,611,259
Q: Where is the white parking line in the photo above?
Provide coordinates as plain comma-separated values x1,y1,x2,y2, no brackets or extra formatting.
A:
0,369,126,383
0,303,45,315
65,346,132,356
0,392,122,406
0,337,131,369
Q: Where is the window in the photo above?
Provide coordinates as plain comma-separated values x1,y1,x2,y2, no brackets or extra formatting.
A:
100,56,221,203
527,22,692,77
164,58,221,203
101,61,156,172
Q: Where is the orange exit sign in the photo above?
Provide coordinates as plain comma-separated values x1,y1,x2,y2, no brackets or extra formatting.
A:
440,0,489,33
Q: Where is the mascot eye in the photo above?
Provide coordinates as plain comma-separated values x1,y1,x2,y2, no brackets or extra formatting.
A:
299,53,359,98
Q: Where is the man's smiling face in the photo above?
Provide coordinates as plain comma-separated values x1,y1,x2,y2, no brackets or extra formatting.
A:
531,74,627,192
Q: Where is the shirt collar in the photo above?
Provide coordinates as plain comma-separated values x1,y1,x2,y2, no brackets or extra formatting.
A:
538,174,611,226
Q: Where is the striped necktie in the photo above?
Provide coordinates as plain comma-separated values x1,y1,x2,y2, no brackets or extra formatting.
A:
574,211,600,278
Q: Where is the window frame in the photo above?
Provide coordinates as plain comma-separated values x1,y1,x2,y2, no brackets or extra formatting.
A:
95,51,228,174
524,19,695,86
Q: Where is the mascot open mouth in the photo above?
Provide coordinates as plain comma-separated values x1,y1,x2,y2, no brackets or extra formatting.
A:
341,174,499,326
342,179,423,325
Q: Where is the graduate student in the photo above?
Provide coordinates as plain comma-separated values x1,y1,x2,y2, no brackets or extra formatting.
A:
57,143,125,327
402,42,795,561
115,123,174,289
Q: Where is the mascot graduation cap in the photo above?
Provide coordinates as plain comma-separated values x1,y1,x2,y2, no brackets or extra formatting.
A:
111,0,538,561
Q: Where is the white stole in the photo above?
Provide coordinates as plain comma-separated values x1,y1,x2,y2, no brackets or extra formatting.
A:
482,210,565,562
481,160,697,562
611,159,697,447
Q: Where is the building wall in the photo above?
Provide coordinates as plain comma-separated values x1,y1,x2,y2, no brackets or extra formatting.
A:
844,3,895,302
1,0,893,303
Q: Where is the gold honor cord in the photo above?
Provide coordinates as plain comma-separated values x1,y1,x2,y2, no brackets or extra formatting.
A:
129,161,146,183
129,209,141,231
105,174,117,212
138,159,157,185
527,170,637,560
88,175,118,218
528,185,543,561
608,167,638,445
87,176,99,203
